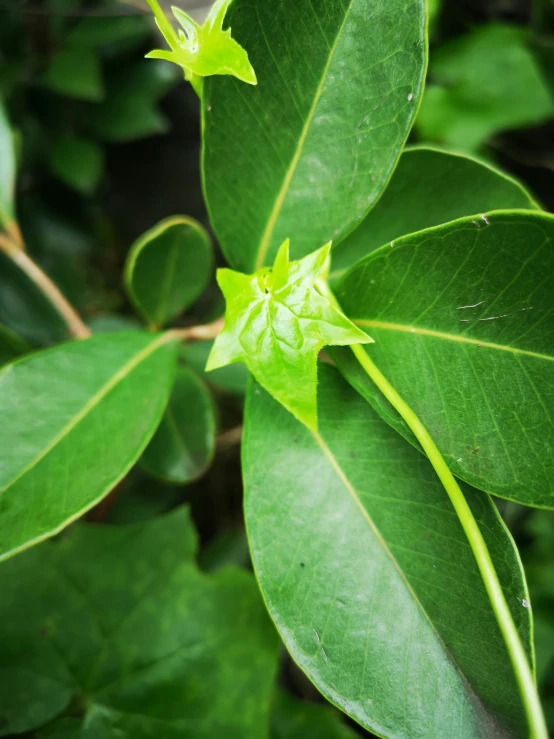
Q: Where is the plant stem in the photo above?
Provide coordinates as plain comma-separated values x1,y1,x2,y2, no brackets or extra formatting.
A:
0,234,91,340
349,342,547,739
171,317,224,342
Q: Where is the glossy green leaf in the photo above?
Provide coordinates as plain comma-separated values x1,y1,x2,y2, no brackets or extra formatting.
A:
182,339,249,395
146,0,256,85
207,240,370,429
0,331,179,561
43,48,104,101
87,314,142,334
329,145,539,282
48,136,104,194
141,366,216,484
416,24,554,150
271,689,358,739
0,96,16,228
0,324,32,366
332,210,554,508
124,216,213,329
244,364,533,737
0,507,279,738
202,0,427,272
86,60,178,142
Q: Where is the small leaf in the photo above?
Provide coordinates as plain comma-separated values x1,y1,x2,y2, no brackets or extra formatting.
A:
43,48,104,102
244,365,533,737
329,145,539,282
124,215,213,328
207,240,371,429
0,331,179,561
416,24,554,150
0,96,16,229
48,136,104,194
332,210,554,508
0,507,279,737
141,366,217,484
146,0,256,85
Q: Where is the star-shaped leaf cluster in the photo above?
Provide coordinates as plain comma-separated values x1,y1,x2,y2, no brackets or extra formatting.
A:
207,240,372,430
145,0,256,86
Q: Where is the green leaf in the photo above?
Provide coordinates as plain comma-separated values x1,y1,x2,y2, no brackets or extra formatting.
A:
332,210,554,508
65,14,151,52
416,24,554,150
0,331,179,561
207,240,370,429
124,216,213,329
0,324,32,366
329,145,539,282
0,507,279,738
0,96,16,228
86,60,178,142
43,48,104,102
271,688,358,739
48,136,104,194
146,0,257,85
243,364,533,737
141,366,216,484
182,339,249,395
202,0,427,272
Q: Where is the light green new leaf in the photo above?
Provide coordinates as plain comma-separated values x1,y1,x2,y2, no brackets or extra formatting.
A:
0,507,279,738
202,0,427,272
48,136,104,194
43,48,104,101
0,97,16,228
330,145,539,281
244,365,533,738
416,24,554,150
0,331,179,561
271,688,358,739
124,216,213,329
332,210,554,508
207,240,370,429
141,366,216,484
146,0,256,85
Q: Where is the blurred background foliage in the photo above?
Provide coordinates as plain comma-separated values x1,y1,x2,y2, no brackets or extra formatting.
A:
0,0,553,735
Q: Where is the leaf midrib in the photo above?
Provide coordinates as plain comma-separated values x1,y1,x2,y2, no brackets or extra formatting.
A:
353,319,554,362
0,333,175,494
253,0,356,270
311,428,496,721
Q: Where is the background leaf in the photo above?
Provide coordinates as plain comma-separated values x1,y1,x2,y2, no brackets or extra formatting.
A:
202,0,427,272
43,48,104,102
416,24,554,150
182,339,249,396
271,688,358,739
0,324,32,366
329,145,539,281
48,136,104,194
124,215,213,329
332,210,554,508
243,365,533,737
0,507,279,738
0,331,178,561
141,366,217,484
0,96,16,228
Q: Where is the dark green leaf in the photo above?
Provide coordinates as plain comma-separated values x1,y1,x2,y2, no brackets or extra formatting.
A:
124,216,213,329
200,528,249,573
416,24,554,150
333,211,554,507
0,97,16,228
65,14,151,52
244,365,533,737
182,339,249,395
0,331,178,561
43,48,104,102
0,507,279,738
86,60,178,142
141,366,216,484
48,136,104,194
202,0,427,272
208,240,370,429
87,314,142,334
0,323,32,365
271,688,358,739
329,146,539,282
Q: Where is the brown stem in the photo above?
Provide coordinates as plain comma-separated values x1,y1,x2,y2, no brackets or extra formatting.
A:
171,317,224,342
0,234,91,340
